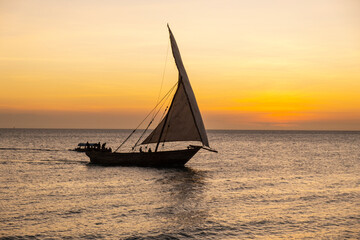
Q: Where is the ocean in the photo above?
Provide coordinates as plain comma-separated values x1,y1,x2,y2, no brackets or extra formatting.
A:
0,129,359,239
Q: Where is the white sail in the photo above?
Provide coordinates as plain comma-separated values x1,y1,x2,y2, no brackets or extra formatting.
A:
142,25,209,147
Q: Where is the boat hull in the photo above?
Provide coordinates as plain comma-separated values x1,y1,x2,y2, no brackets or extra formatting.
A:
85,146,201,167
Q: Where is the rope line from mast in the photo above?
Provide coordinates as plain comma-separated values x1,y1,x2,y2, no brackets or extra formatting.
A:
153,40,170,119
131,86,174,150
114,82,177,153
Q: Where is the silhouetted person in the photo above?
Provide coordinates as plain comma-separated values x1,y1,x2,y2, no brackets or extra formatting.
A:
102,143,106,150
140,147,143,153
86,141,89,149
148,148,152,153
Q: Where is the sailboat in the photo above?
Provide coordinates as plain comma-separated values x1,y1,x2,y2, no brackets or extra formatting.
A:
86,25,217,167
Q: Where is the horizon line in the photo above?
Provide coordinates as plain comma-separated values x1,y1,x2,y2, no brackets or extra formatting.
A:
1,127,359,132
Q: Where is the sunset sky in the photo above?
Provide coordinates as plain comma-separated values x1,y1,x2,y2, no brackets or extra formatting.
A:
1,0,359,130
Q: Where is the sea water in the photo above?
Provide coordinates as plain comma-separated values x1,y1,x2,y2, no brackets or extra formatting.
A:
0,129,359,239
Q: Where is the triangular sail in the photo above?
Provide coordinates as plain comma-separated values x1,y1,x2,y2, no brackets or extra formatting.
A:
142,25,209,147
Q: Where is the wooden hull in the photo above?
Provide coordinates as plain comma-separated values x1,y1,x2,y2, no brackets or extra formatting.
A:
85,146,201,167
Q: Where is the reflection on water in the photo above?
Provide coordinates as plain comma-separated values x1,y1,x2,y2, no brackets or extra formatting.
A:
155,168,208,228
1,129,359,239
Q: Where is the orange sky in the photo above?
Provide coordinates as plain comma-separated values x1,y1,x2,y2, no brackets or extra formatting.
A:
1,0,360,130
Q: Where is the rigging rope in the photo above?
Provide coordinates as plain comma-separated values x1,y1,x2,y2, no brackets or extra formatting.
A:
153,41,170,119
114,82,177,153
128,41,171,152
131,91,172,150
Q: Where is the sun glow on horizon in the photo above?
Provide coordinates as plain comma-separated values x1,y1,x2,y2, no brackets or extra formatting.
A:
1,0,359,130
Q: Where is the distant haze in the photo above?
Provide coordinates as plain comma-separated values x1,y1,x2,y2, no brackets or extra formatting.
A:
1,0,359,130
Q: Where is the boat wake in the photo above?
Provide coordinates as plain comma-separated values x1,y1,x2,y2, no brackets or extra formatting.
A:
41,159,89,164
0,158,88,165
0,147,64,152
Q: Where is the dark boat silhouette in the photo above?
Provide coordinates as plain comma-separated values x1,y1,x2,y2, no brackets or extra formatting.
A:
86,25,216,167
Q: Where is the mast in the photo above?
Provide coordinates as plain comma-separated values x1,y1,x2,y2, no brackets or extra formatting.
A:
154,76,180,152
